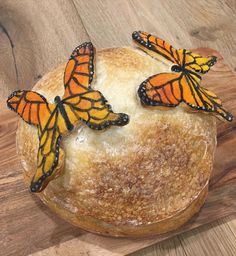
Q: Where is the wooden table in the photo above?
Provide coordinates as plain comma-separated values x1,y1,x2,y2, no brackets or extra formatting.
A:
0,1,235,255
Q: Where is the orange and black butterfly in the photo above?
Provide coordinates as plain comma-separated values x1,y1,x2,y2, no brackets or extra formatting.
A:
132,31,233,122
7,42,129,192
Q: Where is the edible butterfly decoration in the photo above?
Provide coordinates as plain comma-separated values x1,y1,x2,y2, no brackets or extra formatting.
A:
7,42,129,192
132,31,233,122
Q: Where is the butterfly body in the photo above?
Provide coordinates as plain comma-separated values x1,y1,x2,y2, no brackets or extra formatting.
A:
171,64,183,73
7,42,129,192
133,31,233,122
54,95,74,132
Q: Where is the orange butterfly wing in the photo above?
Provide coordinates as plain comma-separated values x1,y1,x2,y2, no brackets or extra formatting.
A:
132,31,217,75
7,90,51,127
62,91,129,130
183,73,233,121
31,110,63,192
184,50,217,74
132,31,181,65
138,73,182,107
138,72,233,121
63,42,94,98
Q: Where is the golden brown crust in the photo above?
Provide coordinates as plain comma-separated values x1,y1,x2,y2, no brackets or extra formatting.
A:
35,183,208,237
17,47,217,237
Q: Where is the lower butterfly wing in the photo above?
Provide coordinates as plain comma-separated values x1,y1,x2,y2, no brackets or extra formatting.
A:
62,91,129,130
63,42,95,98
132,31,181,65
7,90,51,126
199,87,233,121
182,73,233,121
30,109,64,192
138,73,183,107
183,50,217,74
7,90,63,192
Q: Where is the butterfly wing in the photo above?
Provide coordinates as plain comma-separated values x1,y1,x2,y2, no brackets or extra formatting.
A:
7,90,51,126
31,108,65,192
63,42,94,98
137,71,233,121
62,42,129,129
132,31,181,65
132,31,217,75
183,73,233,121
7,90,65,192
62,91,129,130
138,73,183,107
183,50,217,74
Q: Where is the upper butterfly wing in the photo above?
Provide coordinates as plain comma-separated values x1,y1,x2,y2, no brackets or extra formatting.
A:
132,31,181,65
62,90,129,130
183,50,217,74
138,72,183,107
31,108,64,192
7,90,51,126
63,42,94,98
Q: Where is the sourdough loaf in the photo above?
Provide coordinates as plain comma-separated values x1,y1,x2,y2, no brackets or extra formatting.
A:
17,47,216,237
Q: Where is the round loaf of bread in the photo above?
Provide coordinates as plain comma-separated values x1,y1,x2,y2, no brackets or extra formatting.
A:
17,47,216,237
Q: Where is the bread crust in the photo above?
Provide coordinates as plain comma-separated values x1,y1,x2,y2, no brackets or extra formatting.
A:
17,47,216,237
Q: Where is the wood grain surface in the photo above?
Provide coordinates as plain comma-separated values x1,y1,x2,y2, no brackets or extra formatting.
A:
0,0,236,255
